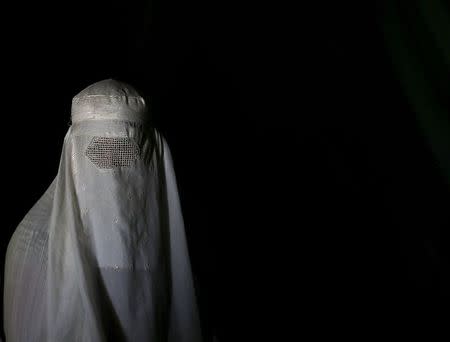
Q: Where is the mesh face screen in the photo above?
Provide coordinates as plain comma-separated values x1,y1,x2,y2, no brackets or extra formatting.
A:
85,137,140,169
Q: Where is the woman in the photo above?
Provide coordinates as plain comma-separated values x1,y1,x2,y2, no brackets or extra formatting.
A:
3,79,202,342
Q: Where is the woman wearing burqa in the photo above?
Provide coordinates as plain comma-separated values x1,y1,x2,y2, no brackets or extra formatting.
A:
3,79,202,342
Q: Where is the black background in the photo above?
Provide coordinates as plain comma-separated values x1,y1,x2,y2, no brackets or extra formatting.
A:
1,1,450,340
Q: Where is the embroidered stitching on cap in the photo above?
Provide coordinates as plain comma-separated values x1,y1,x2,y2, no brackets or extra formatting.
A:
85,137,140,169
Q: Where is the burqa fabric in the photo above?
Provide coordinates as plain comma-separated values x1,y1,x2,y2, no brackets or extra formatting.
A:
3,79,202,342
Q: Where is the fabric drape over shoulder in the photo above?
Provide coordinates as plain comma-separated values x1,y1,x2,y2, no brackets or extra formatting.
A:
3,79,202,342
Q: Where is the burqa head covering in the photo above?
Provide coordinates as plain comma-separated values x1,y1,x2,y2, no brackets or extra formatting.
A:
3,79,202,342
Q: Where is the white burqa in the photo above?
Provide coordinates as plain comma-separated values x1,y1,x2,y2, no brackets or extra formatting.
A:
3,79,202,342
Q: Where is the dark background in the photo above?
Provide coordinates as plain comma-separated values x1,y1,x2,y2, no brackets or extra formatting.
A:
1,0,450,340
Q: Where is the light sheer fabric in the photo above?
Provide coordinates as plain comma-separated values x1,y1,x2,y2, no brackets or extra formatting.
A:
3,79,202,342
